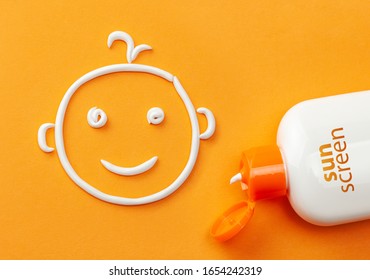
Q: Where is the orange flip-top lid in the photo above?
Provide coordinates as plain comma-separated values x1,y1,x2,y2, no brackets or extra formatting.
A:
211,201,255,242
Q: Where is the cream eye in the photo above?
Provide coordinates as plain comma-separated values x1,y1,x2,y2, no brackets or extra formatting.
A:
147,107,165,125
87,107,108,128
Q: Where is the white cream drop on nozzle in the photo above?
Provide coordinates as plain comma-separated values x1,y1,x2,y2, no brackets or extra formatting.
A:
230,172,248,190
230,172,242,184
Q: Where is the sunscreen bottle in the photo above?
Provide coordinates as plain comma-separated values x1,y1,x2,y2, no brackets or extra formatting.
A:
212,90,370,242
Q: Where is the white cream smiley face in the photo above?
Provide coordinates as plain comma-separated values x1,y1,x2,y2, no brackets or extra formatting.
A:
38,31,215,205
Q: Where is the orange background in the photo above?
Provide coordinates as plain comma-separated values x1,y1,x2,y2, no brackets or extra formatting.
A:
1,1,370,259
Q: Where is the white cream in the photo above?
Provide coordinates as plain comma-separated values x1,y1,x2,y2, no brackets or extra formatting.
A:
38,30,216,206
197,107,216,139
230,172,242,184
147,107,165,125
87,107,108,128
38,123,55,153
107,31,152,63
101,156,158,176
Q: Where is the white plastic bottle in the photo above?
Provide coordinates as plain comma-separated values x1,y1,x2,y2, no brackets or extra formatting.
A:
212,90,370,242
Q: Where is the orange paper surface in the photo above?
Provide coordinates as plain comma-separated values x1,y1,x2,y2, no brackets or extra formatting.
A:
1,1,370,259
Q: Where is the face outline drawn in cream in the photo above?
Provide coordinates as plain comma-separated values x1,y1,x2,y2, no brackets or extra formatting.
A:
38,31,216,206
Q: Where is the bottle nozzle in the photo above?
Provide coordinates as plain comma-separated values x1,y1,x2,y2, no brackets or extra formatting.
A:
238,145,287,201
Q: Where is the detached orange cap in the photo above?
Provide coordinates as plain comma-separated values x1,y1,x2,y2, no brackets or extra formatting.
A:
212,145,287,242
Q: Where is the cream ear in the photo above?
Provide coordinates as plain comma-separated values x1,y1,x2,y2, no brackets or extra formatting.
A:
197,107,216,140
38,123,55,153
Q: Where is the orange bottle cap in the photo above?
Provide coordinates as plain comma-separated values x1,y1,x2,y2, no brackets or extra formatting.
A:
212,145,287,242
211,201,254,242
239,145,287,201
